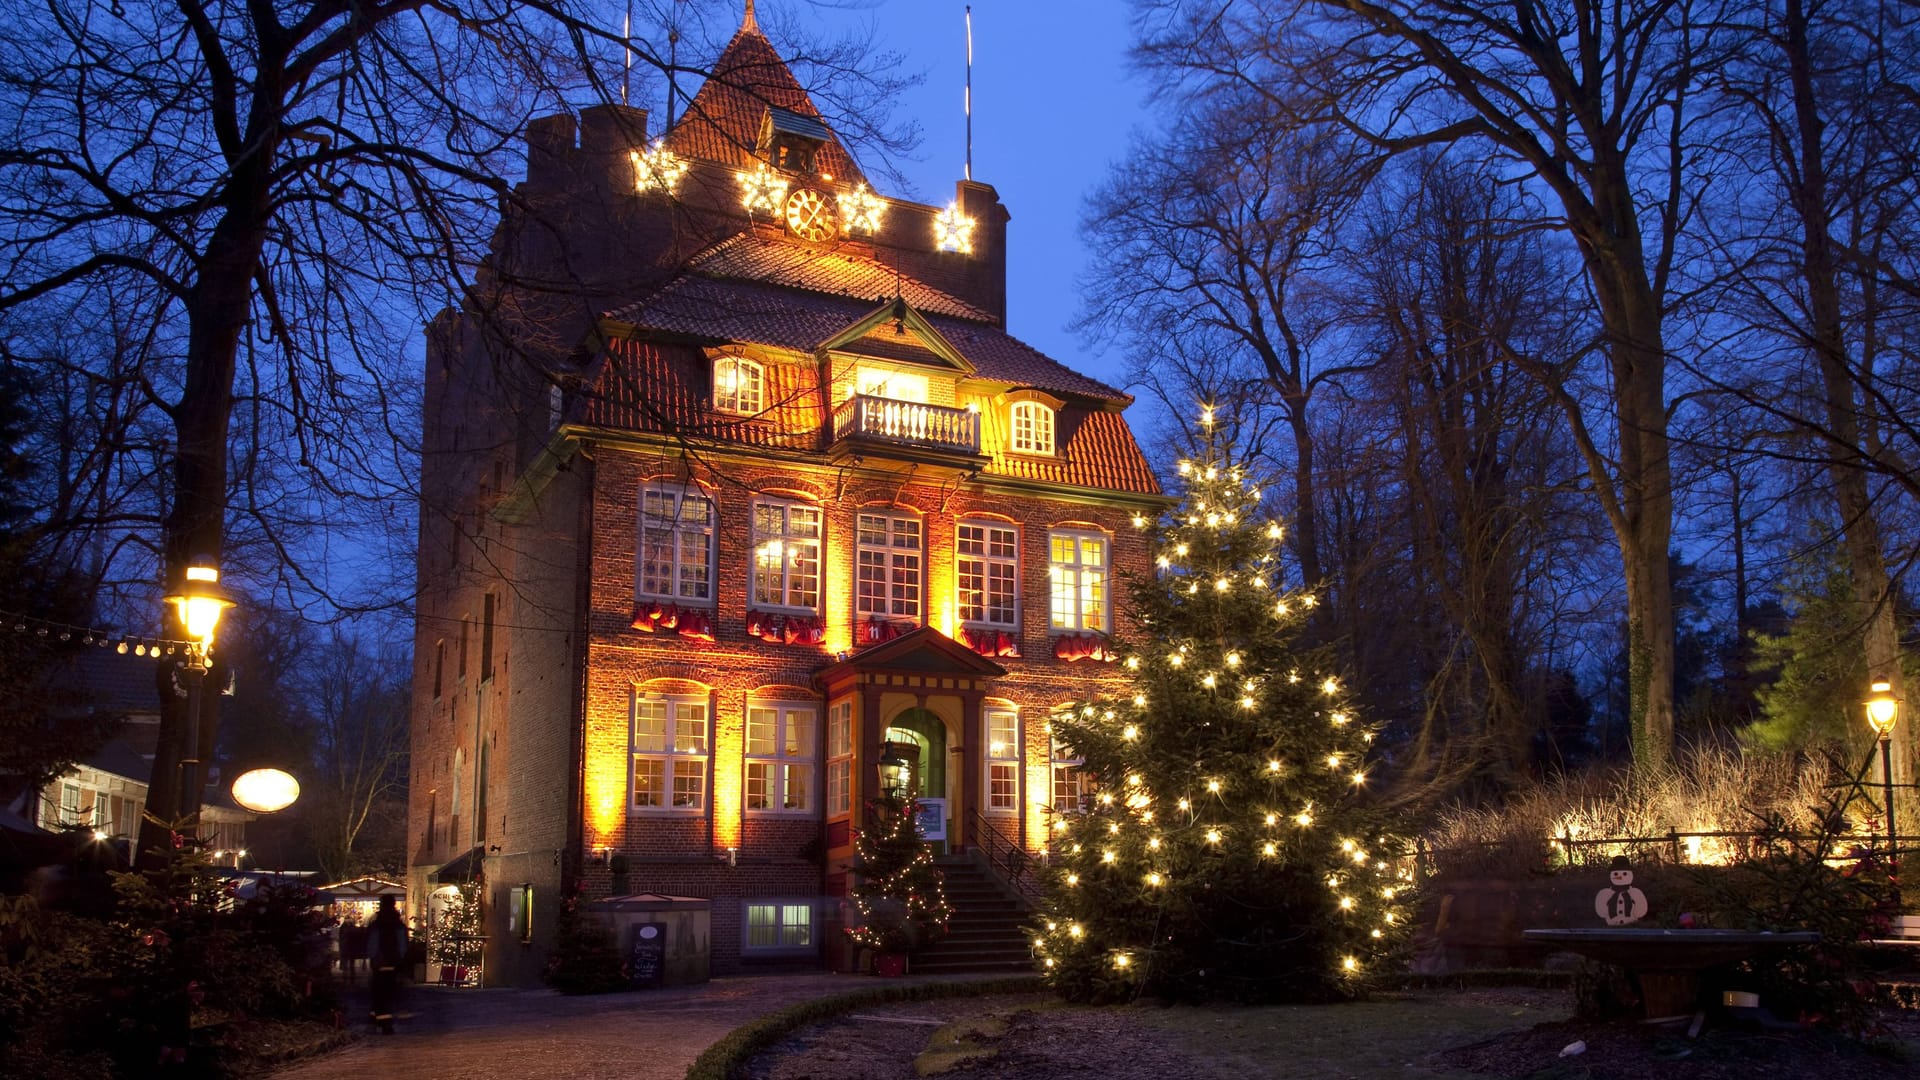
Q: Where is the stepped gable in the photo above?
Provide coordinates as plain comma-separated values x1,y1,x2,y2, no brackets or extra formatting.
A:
663,20,864,183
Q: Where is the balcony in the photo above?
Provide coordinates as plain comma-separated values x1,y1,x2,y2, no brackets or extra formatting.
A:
830,395,983,463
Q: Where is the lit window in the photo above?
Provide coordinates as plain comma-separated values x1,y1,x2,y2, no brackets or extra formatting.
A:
826,700,853,816
631,694,709,811
714,357,764,415
751,500,822,612
746,703,817,813
637,485,715,602
1049,530,1110,633
1051,733,1085,812
986,708,1019,813
1010,402,1055,455
957,521,1019,629
853,366,929,403
857,513,923,622
744,901,814,950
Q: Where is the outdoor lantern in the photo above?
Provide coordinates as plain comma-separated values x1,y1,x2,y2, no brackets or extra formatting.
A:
1866,680,1899,738
164,562,235,660
878,742,913,798
231,767,301,814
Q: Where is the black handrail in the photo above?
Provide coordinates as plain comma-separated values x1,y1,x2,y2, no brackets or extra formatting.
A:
968,808,1042,901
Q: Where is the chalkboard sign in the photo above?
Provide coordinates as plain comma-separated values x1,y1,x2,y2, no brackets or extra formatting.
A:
915,798,947,841
627,922,667,989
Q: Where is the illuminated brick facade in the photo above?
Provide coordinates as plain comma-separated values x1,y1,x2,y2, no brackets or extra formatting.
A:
407,16,1164,985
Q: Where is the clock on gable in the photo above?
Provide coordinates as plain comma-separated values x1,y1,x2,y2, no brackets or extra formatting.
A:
783,187,837,242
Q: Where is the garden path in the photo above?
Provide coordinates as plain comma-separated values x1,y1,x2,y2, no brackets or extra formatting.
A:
271,972,982,1080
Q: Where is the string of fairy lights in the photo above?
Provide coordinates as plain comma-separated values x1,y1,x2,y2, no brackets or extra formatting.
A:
1033,414,1409,987
0,608,202,658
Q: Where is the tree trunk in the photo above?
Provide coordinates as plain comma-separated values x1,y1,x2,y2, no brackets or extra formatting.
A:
1781,0,1908,788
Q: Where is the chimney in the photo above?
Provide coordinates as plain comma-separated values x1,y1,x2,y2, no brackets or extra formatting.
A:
579,104,651,193
957,180,1011,328
525,114,576,189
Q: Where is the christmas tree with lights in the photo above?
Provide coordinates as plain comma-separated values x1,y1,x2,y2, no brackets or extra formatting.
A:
847,791,952,956
1034,434,1410,1003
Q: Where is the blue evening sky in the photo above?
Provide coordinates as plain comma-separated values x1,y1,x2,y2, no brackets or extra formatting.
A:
795,1,1149,395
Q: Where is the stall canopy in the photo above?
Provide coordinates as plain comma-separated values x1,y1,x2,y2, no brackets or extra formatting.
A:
319,875,407,902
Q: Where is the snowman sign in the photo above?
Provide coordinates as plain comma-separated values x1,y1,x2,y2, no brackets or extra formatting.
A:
1594,855,1648,926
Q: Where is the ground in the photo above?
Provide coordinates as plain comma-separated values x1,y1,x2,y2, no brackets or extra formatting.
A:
744,987,1920,1080
271,977,1920,1080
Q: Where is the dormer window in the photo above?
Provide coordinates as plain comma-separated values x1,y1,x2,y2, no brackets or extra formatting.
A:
1010,401,1055,455
714,357,764,415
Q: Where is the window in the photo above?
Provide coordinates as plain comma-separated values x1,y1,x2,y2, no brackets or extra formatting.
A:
59,782,79,826
509,884,534,944
854,366,928,402
1048,530,1110,633
1010,401,1055,455
986,709,1019,814
857,513,923,621
826,700,853,816
713,357,764,415
459,616,470,678
638,485,716,602
746,703,816,813
481,593,496,683
631,695,709,811
957,522,1019,629
751,500,822,612
744,901,814,951
1051,734,1085,812
433,640,445,699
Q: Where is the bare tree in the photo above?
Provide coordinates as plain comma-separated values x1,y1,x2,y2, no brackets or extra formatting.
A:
0,0,914,864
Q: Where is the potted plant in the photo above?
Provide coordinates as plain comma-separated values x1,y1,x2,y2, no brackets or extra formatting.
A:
847,792,951,976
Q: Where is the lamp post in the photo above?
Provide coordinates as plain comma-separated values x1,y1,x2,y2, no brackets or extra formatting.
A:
878,743,912,800
163,562,234,824
1866,680,1900,864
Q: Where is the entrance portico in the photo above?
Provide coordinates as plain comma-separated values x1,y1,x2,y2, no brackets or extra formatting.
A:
813,626,1007,861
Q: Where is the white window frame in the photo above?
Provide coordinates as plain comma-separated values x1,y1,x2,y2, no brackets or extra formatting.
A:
1050,733,1086,813
985,708,1020,815
743,899,816,953
631,693,710,812
1009,401,1055,455
957,521,1020,630
1048,529,1111,633
826,700,853,817
751,500,823,613
637,484,715,603
713,356,764,415
746,702,818,814
857,512,923,622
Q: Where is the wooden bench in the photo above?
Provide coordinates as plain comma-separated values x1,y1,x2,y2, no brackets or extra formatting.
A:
1866,915,1920,947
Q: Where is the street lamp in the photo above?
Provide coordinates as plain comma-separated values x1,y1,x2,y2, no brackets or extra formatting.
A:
163,562,234,820
1866,680,1900,862
878,743,912,800
231,768,301,814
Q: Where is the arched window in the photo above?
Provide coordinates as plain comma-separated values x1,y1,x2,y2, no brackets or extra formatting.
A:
1009,401,1055,455
713,357,764,415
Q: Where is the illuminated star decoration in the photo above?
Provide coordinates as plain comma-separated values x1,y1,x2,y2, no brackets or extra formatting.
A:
631,141,688,195
933,201,974,253
736,163,789,212
839,184,887,235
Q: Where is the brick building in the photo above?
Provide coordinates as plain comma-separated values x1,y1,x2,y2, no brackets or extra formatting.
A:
407,8,1165,985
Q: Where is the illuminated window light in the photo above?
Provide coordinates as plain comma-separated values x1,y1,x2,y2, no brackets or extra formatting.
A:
632,141,688,194
839,183,887,234
934,201,975,253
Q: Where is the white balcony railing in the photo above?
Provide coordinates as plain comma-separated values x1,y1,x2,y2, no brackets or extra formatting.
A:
831,394,981,456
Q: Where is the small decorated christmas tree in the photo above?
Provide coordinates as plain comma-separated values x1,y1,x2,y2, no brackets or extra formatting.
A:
847,791,952,956
1035,432,1410,1003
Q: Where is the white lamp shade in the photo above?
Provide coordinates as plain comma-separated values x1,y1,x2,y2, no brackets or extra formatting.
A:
231,768,300,813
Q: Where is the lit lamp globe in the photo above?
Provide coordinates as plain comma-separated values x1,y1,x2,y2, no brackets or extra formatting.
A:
231,768,301,814
1866,681,1899,738
164,563,235,662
